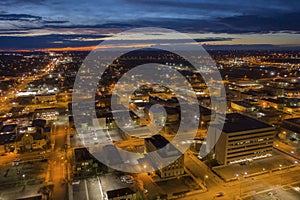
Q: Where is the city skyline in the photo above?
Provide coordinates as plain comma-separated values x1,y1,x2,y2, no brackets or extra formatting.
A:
0,1,300,200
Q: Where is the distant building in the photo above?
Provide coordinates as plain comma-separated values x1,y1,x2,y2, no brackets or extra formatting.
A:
263,85,285,96
130,91,149,103
0,124,17,153
258,98,284,110
0,124,17,134
95,104,140,129
95,94,120,107
282,118,300,133
283,106,300,114
214,113,276,165
74,147,107,175
259,97,300,113
231,100,256,112
6,106,29,117
282,118,300,142
15,126,47,152
232,81,263,92
144,104,179,126
106,187,136,200
149,94,179,108
33,108,59,121
145,135,184,179
199,105,213,123
0,133,15,153
241,90,266,100
33,94,57,104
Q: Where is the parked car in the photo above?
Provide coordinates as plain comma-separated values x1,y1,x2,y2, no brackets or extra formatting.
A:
215,192,224,197
120,175,134,184
72,180,80,185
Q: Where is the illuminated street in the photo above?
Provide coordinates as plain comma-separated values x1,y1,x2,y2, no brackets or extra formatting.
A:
0,1,300,199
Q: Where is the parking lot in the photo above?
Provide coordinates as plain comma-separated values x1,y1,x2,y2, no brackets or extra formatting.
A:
0,161,47,186
243,186,300,200
72,173,139,200
0,160,47,199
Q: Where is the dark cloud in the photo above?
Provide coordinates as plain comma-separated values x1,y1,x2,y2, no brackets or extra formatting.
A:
0,14,68,25
40,11,300,34
0,0,299,49
0,33,235,49
0,14,42,21
43,20,69,24
217,12,300,33
123,11,300,34
194,37,234,42
0,0,45,6
0,31,28,34
204,44,300,51
0,0,299,34
44,22,135,29
0,34,109,49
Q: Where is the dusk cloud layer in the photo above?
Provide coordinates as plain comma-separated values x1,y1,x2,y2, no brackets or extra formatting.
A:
0,0,299,49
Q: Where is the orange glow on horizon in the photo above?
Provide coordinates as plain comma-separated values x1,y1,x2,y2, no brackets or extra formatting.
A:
44,46,98,52
0,45,98,52
0,43,154,52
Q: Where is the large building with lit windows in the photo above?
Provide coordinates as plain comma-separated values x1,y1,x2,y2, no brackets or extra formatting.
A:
215,113,276,165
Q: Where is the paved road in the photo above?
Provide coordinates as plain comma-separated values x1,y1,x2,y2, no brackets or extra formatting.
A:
0,58,58,113
180,165,300,200
274,140,300,159
50,123,68,200
73,177,104,200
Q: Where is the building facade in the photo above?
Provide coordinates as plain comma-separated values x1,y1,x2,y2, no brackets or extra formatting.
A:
215,113,276,165
106,187,136,200
144,134,184,179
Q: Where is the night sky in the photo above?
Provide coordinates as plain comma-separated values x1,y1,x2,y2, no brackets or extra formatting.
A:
0,0,300,50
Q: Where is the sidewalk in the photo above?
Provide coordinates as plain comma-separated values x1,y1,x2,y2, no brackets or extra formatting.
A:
213,149,298,182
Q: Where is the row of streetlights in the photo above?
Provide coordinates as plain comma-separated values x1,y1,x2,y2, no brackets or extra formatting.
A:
235,172,248,197
235,161,299,198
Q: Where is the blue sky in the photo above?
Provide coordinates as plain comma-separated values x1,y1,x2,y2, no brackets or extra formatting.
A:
0,0,300,49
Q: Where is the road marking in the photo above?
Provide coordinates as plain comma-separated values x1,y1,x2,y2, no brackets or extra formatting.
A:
84,179,90,200
106,130,112,141
97,176,104,199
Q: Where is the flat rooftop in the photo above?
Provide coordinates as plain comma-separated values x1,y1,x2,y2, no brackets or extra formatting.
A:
74,147,94,162
107,187,135,199
284,117,300,125
0,124,17,133
221,113,273,133
145,134,182,158
260,98,283,104
231,100,253,108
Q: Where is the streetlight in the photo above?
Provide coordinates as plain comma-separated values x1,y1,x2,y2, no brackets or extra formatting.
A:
279,164,282,186
203,175,208,186
22,174,26,186
236,172,247,198
235,174,242,197
200,121,204,129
